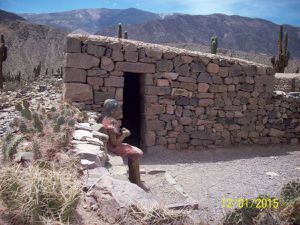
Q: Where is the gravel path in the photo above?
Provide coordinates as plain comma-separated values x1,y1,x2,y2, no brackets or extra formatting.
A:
141,145,300,224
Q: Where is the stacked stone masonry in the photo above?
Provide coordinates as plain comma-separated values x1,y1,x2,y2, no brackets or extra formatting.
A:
275,73,300,92
63,34,300,151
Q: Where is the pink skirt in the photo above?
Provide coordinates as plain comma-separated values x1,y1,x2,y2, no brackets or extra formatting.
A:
108,143,143,160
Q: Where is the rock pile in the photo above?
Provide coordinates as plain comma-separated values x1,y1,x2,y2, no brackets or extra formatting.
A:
72,114,159,221
63,34,300,150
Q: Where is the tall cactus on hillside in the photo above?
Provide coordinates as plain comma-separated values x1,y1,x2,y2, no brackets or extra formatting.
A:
124,31,128,39
118,23,123,39
271,25,290,73
211,36,218,54
0,34,8,89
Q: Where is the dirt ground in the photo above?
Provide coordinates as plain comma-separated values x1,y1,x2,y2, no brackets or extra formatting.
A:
140,144,300,224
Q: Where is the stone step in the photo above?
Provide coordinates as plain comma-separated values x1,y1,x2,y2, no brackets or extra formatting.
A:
73,129,93,141
80,159,99,169
106,154,125,167
84,167,110,190
72,143,106,167
108,165,127,176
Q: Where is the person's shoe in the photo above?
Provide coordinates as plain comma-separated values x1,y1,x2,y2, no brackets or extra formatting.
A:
138,181,150,192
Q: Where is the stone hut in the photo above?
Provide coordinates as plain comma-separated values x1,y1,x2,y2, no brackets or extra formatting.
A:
63,34,300,151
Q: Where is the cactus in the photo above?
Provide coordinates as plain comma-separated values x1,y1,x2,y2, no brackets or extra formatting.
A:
271,25,290,73
37,61,41,75
50,106,56,112
22,99,30,109
124,31,128,39
46,112,52,120
53,124,61,133
57,116,65,126
118,23,122,39
21,108,32,120
2,134,24,160
67,119,75,127
15,103,23,112
19,121,28,133
211,36,218,54
32,141,41,160
33,113,43,132
16,72,21,83
33,67,37,78
56,131,71,147
52,112,59,121
0,34,8,89
9,117,20,128
60,66,63,78
33,62,41,79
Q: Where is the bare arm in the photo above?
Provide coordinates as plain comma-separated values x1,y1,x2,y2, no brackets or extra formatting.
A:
108,132,127,146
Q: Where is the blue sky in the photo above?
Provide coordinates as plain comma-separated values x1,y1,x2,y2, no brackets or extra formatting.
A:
1,0,300,26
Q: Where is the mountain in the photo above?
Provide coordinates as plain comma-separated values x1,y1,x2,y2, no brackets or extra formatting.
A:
97,13,300,59
0,10,66,80
0,9,26,21
166,42,300,73
20,8,161,34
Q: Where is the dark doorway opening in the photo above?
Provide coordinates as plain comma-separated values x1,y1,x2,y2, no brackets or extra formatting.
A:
122,73,141,148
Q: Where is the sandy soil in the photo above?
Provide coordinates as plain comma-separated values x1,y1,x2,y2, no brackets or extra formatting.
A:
141,145,300,224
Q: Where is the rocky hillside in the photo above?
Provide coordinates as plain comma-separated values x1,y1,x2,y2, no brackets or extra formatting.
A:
0,9,25,21
20,8,161,34
0,18,66,80
98,13,300,59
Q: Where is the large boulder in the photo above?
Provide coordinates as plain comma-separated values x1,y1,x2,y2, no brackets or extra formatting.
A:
87,175,159,223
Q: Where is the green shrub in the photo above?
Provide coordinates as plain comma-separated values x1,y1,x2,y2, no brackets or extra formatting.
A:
222,202,260,225
280,180,300,203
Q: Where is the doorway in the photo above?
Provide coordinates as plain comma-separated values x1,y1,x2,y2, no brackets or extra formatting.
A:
122,73,141,148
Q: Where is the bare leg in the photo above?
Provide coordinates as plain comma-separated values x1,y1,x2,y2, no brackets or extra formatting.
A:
128,158,141,186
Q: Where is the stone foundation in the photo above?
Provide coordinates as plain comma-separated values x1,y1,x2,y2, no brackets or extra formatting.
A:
63,34,300,150
275,73,300,92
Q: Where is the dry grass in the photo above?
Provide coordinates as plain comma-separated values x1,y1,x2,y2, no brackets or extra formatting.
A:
0,163,82,225
117,204,196,225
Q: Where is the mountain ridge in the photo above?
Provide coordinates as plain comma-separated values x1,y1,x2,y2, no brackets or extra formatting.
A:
20,8,161,34
97,13,300,59
0,9,26,21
